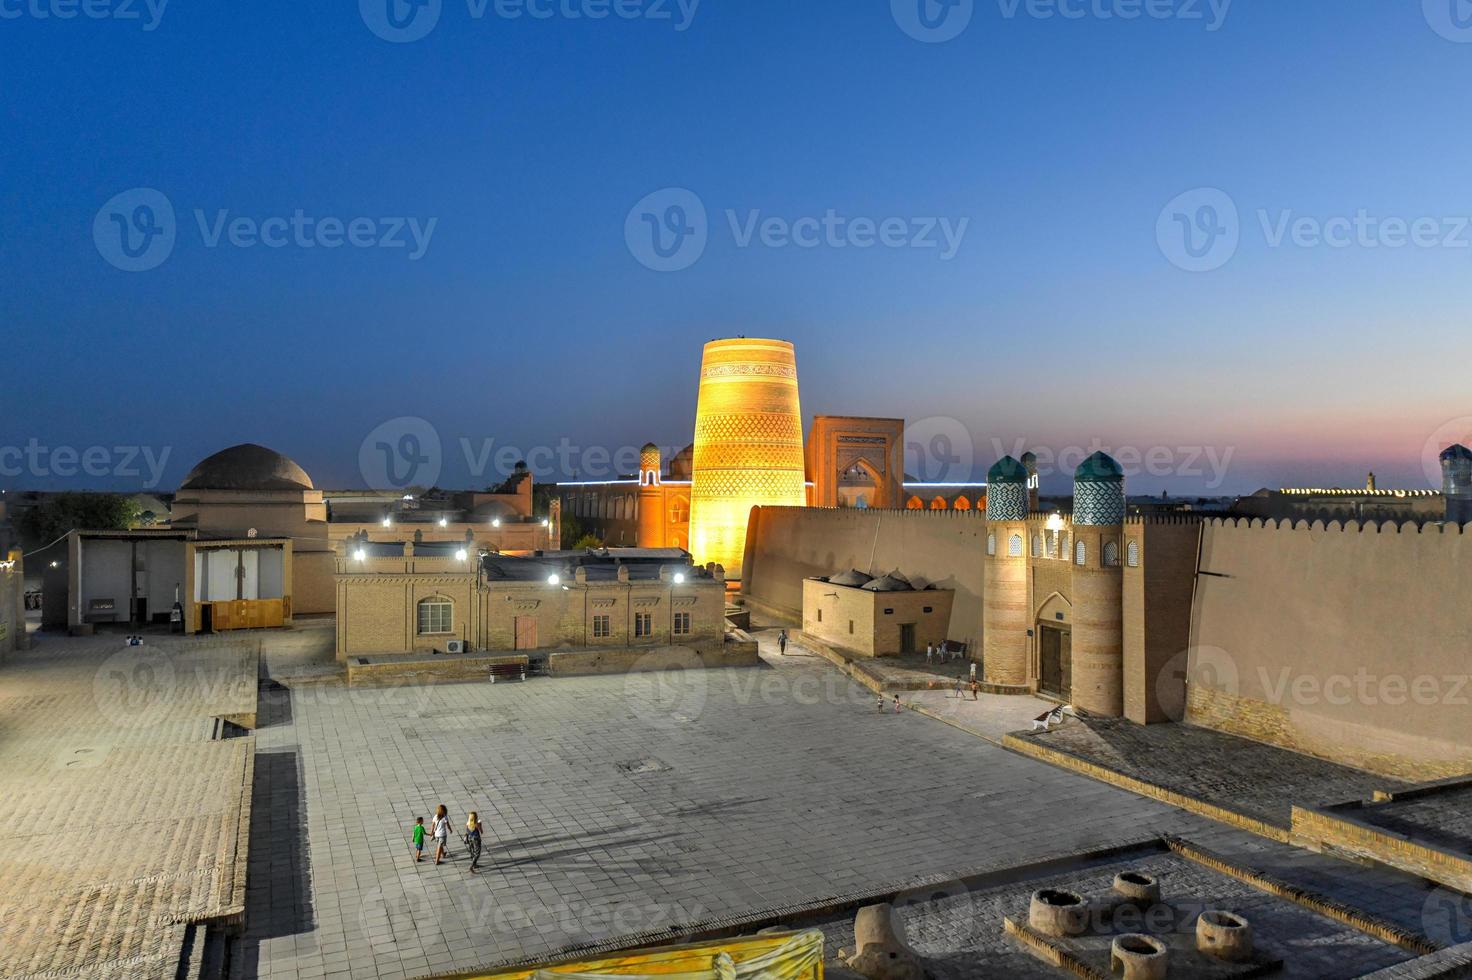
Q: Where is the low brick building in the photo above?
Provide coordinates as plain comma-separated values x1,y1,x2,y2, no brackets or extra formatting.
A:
334,544,726,661
802,569,954,658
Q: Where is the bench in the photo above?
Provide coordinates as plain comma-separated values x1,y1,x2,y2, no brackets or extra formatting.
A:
488,663,528,683
1032,706,1066,731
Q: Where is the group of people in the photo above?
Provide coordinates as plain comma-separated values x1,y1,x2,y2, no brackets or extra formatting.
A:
411,805,485,874
924,642,963,664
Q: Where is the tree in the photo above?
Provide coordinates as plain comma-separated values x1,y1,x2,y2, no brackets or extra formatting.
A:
16,493,141,551
571,533,604,551
558,513,587,549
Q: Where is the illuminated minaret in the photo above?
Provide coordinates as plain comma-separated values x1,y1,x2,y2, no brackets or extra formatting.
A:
1070,451,1126,717
637,443,663,548
688,338,806,579
983,456,1030,686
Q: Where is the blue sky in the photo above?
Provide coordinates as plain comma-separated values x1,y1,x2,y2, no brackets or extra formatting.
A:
4,0,1471,494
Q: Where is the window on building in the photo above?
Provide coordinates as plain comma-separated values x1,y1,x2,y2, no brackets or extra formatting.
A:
1127,539,1140,567
906,496,923,510
1032,533,1042,558
817,608,823,623
1103,541,1120,567
673,612,692,635
848,619,855,634
1075,540,1087,566
930,497,947,510
593,614,611,638
670,497,690,523
1009,534,1023,557
987,533,996,556
635,612,652,638
417,597,452,635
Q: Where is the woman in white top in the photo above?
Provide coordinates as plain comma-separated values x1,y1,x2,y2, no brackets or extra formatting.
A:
430,804,451,865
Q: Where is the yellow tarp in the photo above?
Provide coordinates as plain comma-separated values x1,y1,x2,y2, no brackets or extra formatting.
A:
444,928,824,980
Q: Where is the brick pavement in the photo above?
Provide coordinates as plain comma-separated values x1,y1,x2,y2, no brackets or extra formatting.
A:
0,632,257,979
243,641,1207,979
1008,714,1406,832
241,630,1454,980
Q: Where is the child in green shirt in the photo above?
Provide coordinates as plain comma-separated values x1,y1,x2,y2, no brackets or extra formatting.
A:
411,817,426,861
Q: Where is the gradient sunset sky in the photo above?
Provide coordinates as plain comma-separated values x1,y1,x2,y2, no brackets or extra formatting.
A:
4,0,1470,494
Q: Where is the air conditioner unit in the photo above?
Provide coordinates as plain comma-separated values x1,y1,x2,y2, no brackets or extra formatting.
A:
446,640,465,654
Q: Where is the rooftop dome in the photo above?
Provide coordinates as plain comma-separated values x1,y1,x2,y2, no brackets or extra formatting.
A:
987,456,1028,484
179,444,314,492
861,570,914,593
830,568,874,588
1075,451,1125,483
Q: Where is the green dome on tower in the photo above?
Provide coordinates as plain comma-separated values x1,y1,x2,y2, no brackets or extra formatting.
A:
987,456,1028,484
1075,451,1125,483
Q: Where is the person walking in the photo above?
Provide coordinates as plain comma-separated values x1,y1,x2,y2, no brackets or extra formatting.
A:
876,694,886,713
925,643,934,665
410,816,426,862
954,677,965,699
777,629,788,655
970,678,980,701
465,811,484,874
893,695,903,714
430,804,451,865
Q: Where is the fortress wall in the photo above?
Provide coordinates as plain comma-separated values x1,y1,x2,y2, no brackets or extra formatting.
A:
1189,517,1472,779
741,506,987,650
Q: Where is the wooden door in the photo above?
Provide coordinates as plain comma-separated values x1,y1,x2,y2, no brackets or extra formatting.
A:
1039,626,1072,701
514,616,538,651
899,623,916,655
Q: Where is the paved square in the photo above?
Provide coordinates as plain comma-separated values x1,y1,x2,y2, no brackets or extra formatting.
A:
245,647,1216,979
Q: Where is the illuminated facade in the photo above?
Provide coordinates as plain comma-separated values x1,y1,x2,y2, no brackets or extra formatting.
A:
688,338,808,579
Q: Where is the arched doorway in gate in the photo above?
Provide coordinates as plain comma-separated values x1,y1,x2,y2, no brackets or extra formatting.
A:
1035,592,1073,702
